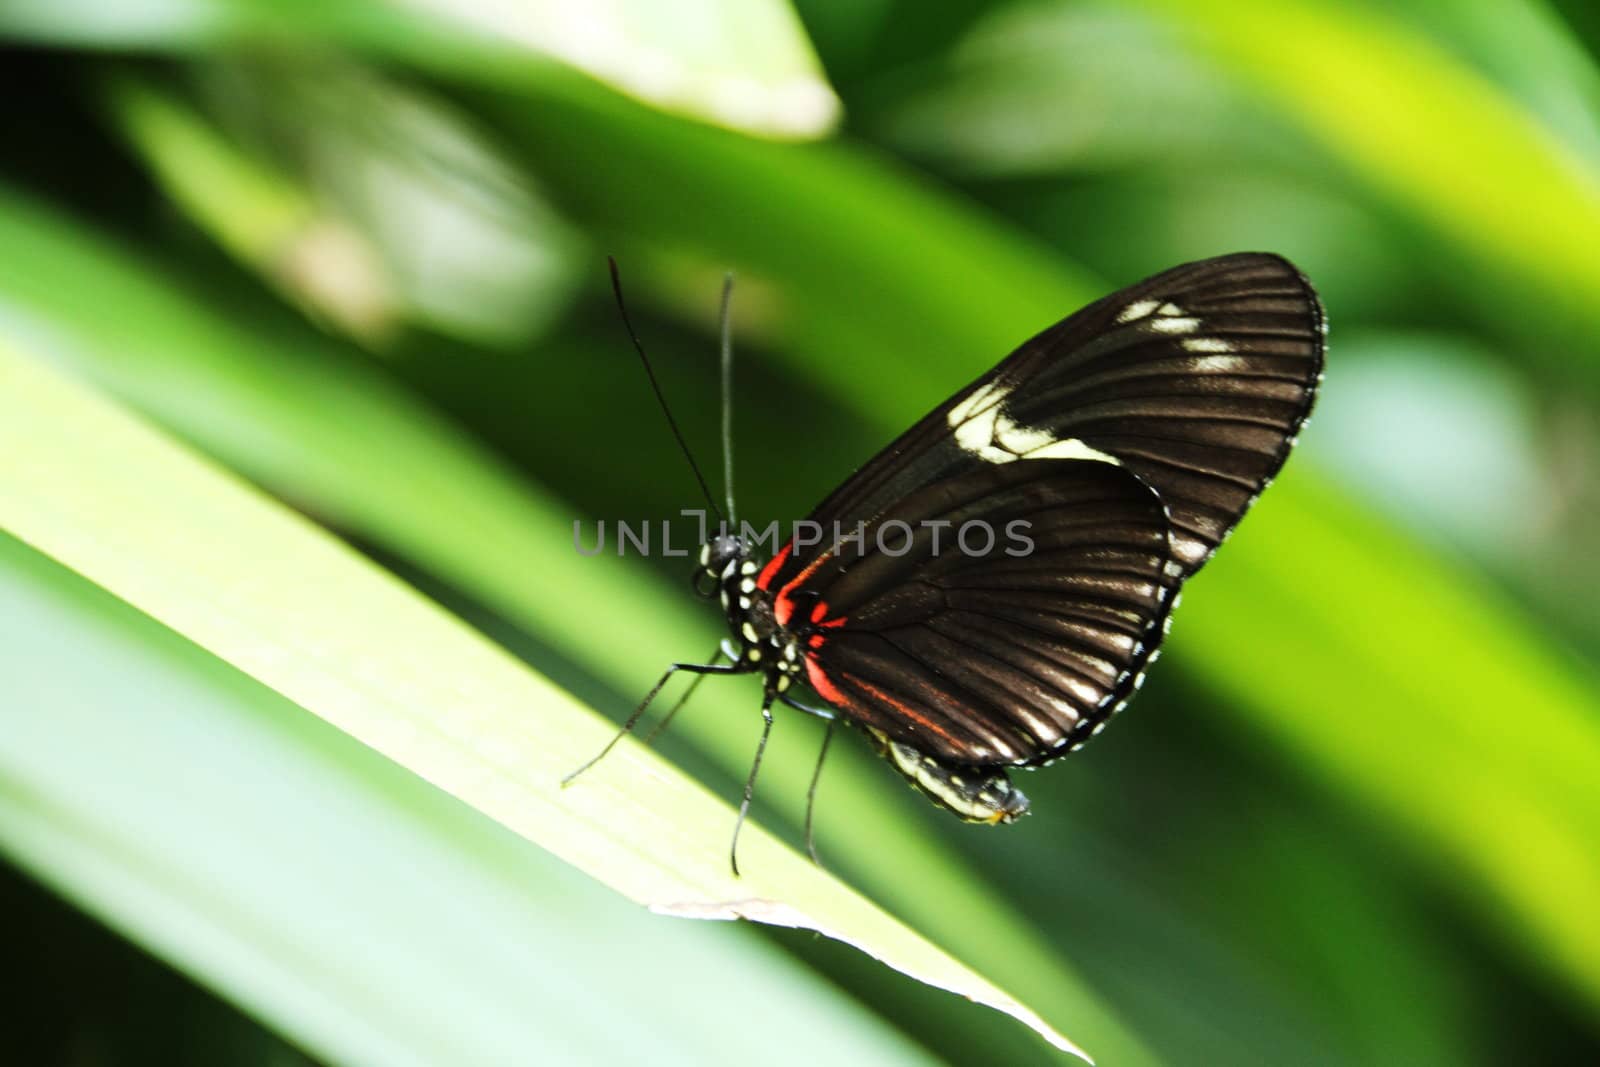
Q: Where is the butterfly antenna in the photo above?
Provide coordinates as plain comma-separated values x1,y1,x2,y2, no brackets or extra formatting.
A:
608,257,724,524
718,271,737,526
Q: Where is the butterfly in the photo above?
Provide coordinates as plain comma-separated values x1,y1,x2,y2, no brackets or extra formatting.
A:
569,253,1324,873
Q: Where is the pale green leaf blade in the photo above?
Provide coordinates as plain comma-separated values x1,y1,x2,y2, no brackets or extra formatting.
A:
0,532,940,1067
0,340,1086,1060
102,71,588,348
1133,0,1600,356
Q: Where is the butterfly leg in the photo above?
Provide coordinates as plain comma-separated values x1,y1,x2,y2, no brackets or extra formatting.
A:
644,642,729,743
802,718,836,866
778,692,837,864
563,658,749,786
778,693,836,721
729,689,777,877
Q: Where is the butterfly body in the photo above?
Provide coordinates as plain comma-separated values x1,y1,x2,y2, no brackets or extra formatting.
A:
694,252,1324,826
699,535,803,689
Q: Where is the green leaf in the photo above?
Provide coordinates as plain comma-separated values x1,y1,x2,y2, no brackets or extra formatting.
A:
0,0,840,139
105,68,588,350
0,533,938,1067
1132,0,1600,372
0,340,1086,1060
868,5,1268,176
1186,474,1600,997
104,73,399,343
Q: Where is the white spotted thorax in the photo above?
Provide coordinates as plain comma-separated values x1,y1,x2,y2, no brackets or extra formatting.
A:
698,537,803,695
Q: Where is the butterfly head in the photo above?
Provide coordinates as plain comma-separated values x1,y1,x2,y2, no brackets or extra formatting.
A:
699,531,749,578
697,533,792,671
695,532,749,594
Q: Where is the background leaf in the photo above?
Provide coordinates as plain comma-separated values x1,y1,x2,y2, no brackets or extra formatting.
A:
0,0,839,138
0,529,936,1067
2,1,1599,1062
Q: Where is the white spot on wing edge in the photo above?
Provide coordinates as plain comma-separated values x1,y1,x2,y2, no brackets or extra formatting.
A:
1116,299,1159,323
1024,438,1122,465
952,404,996,444
649,898,1093,1062
953,398,1121,468
993,416,1055,454
1180,336,1233,354
952,405,1014,463
947,378,1009,427
1148,316,1200,334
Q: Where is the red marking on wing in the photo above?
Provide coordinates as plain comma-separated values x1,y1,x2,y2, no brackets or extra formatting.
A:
755,542,791,591
803,655,961,748
805,658,848,707
842,670,959,746
804,613,845,651
802,600,847,642
775,550,833,627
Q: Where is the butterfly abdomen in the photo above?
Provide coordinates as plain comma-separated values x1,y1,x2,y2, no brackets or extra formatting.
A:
870,728,1030,823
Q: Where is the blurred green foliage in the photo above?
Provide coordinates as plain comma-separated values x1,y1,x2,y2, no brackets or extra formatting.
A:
2,0,1599,1064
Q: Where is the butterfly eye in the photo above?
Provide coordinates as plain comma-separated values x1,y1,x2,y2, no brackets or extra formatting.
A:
703,534,745,575
691,567,719,598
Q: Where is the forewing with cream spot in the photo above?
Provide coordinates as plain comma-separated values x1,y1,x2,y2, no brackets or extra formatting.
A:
762,253,1322,593
753,252,1321,776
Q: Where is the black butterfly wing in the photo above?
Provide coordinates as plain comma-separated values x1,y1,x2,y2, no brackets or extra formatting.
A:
765,252,1324,585
778,460,1176,765
754,252,1321,765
